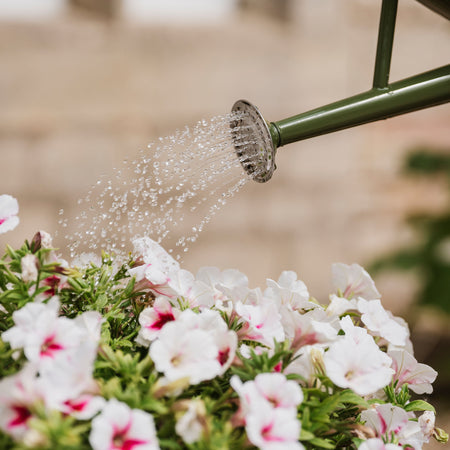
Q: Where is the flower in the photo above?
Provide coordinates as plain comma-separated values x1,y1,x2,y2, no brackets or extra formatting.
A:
361,403,425,449
388,349,437,394
89,399,159,450
149,312,222,385
358,438,402,449
281,308,337,350
175,399,206,444
130,237,180,298
323,317,394,396
231,374,304,450
332,263,381,299
246,402,304,450
0,366,41,440
2,297,100,369
136,297,180,346
357,298,409,346
20,254,39,283
0,194,19,234
265,271,313,311
167,269,215,308
235,299,285,347
418,410,435,442
196,266,249,303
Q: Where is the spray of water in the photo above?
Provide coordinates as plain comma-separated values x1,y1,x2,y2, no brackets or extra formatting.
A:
58,111,263,263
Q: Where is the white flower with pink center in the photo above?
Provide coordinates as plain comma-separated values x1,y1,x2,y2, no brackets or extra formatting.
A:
2,298,101,369
130,237,180,299
332,263,381,299
246,403,304,450
136,297,181,346
281,308,337,350
388,349,437,394
235,299,285,347
323,317,394,396
167,269,215,308
265,271,314,312
357,298,408,347
285,345,325,386
361,403,425,449
89,399,159,450
149,314,222,385
0,366,41,440
231,374,304,449
0,194,19,234
196,266,249,303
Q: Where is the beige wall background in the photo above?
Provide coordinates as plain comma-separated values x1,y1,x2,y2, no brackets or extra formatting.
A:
0,0,450,444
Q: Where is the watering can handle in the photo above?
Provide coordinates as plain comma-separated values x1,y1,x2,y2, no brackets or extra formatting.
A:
416,0,450,20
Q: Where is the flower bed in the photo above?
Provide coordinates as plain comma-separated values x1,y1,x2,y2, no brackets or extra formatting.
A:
0,195,448,449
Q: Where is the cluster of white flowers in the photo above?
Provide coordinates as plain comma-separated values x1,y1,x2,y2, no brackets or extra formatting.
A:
131,237,438,448
0,196,443,449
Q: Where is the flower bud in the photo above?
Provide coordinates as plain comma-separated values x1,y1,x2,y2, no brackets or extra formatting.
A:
30,230,53,253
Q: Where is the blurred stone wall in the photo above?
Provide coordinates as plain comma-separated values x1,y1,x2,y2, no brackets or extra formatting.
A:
0,0,449,313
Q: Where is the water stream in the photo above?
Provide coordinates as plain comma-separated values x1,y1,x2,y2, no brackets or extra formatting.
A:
58,111,260,263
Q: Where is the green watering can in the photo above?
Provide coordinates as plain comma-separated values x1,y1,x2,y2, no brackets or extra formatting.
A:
231,0,450,182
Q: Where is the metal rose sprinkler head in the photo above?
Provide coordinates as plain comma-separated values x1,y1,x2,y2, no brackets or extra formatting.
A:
230,1,449,183
230,100,277,183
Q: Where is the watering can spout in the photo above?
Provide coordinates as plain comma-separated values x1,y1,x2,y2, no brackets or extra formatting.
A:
231,64,450,183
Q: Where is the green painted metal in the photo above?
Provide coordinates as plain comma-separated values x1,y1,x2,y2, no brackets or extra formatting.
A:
271,64,450,148
268,0,450,150
373,0,398,89
416,0,450,20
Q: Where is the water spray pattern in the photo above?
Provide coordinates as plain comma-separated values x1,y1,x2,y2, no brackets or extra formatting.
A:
59,112,263,262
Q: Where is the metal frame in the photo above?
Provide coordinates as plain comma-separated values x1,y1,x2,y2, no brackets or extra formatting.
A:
268,0,450,149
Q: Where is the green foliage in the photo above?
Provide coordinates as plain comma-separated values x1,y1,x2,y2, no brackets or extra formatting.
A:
370,147,450,313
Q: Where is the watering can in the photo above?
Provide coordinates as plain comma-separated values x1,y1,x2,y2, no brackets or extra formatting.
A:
232,0,450,182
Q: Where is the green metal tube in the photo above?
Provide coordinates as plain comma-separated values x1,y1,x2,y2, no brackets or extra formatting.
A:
373,0,398,89
271,64,450,149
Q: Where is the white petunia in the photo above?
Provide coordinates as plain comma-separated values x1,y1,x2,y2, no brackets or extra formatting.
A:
357,298,408,346
0,194,19,234
281,308,337,350
358,438,401,450
20,254,39,283
235,299,285,347
167,269,215,308
388,349,437,394
265,271,314,311
175,400,206,444
361,403,425,450
246,402,304,450
2,298,101,369
323,317,394,396
0,366,41,440
130,236,180,299
332,263,380,299
136,297,180,346
196,266,249,303
89,399,159,450
149,315,222,385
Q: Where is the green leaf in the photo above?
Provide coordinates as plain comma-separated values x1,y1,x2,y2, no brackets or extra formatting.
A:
299,429,315,441
404,400,435,413
308,437,336,449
